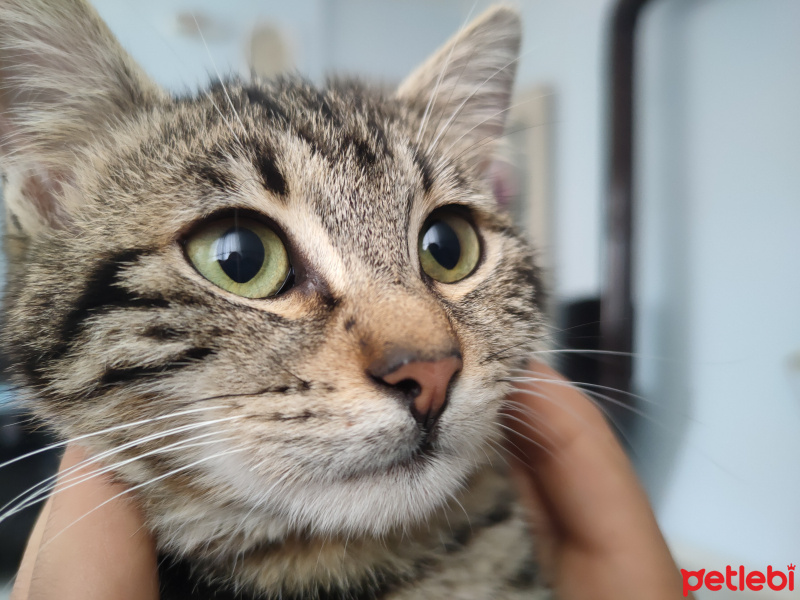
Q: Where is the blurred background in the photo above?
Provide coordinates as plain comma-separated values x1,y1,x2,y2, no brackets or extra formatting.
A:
1,1,798,598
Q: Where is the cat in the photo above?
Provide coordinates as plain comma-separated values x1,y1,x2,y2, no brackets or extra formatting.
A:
0,1,548,598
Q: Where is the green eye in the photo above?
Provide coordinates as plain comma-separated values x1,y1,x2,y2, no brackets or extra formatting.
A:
418,210,480,283
185,217,291,298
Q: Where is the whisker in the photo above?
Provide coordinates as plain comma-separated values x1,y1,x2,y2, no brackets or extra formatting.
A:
493,421,555,463
508,383,641,451
426,50,532,156
529,348,638,358
0,417,234,517
415,0,480,146
0,405,226,474
526,347,683,365
483,436,512,465
509,370,654,405
448,493,472,535
414,1,478,145
0,385,281,475
490,424,533,462
0,433,234,523
192,14,246,137
505,385,594,431
499,410,558,450
442,92,554,157
505,375,654,420
40,445,256,550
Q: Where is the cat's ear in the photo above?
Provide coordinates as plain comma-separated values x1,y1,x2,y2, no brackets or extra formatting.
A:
397,6,521,172
0,0,163,235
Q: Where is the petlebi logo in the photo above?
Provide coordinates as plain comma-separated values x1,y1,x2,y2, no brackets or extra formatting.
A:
681,564,795,596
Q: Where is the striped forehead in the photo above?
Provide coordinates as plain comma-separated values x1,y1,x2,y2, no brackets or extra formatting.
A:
188,79,431,278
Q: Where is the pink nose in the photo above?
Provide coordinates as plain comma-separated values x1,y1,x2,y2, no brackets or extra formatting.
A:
378,355,462,429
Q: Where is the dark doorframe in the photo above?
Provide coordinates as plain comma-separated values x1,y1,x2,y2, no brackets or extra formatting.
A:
600,0,653,406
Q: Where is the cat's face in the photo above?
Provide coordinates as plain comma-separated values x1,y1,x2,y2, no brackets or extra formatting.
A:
0,1,542,548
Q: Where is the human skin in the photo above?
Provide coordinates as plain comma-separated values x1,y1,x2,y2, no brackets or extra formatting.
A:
503,362,687,599
11,362,686,600
10,446,159,600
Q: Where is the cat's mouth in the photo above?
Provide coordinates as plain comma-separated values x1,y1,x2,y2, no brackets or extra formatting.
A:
411,412,444,457
389,431,438,472
349,421,448,481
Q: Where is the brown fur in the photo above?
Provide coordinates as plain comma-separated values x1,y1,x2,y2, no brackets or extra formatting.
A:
1,2,548,598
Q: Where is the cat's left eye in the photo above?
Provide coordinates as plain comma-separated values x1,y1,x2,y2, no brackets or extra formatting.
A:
185,217,292,298
418,209,480,283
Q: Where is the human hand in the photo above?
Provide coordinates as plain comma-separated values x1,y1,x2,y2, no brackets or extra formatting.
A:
504,361,688,599
11,445,158,600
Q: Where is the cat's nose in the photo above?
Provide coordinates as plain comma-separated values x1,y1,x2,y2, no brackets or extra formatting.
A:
372,354,462,429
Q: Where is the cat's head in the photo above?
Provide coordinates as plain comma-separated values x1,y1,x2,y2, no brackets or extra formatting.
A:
0,0,543,549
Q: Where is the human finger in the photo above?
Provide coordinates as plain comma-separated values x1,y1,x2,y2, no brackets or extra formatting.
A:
11,445,158,600
504,361,685,599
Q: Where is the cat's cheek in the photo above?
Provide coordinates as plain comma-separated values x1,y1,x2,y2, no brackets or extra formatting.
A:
439,379,506,447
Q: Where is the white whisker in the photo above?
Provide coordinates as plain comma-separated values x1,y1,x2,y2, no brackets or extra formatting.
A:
191,14,246,142
499,410,557,449
414,0,480,146
508,382,640,450
441,92,553,157
0,433,234,523
0,405,225,474
509,370,655,406
493,421,555,462
427,53,525,156
506,375,654,420
40,445,255,550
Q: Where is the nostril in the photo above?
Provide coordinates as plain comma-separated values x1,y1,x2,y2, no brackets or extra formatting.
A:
369,354,462,431
393,378,422,400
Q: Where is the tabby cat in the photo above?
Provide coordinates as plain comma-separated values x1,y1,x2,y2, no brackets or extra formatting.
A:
0,1,548,598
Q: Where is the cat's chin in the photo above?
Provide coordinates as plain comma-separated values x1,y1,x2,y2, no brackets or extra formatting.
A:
267,451,477,537
152,448,484,558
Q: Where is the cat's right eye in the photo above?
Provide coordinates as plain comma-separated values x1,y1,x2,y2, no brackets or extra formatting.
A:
185,217,292,298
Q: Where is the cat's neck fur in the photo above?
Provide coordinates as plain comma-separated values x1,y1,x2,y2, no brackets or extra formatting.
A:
155,465,540,600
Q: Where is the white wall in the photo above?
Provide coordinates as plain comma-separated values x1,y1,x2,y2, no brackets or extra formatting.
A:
516,0,611,299
635,0,800,567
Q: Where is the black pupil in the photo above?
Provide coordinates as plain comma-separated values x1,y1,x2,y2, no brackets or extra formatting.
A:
422,220,460,270
215,227,265,284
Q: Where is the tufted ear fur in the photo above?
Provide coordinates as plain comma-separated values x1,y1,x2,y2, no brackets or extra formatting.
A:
0,0,163,237
397,5,521,172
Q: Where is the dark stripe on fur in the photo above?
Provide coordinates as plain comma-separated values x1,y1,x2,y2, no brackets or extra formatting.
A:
242,82,389,170
99,348,213,386
443,494,513,554
51,249,168,361
141,325,184,341
350,137,377,167
506,555,541,590
412,149,433,193
158,554,401,600
195,163,236,191
252,142,288,197
242,86,289,124
240,84,340,164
